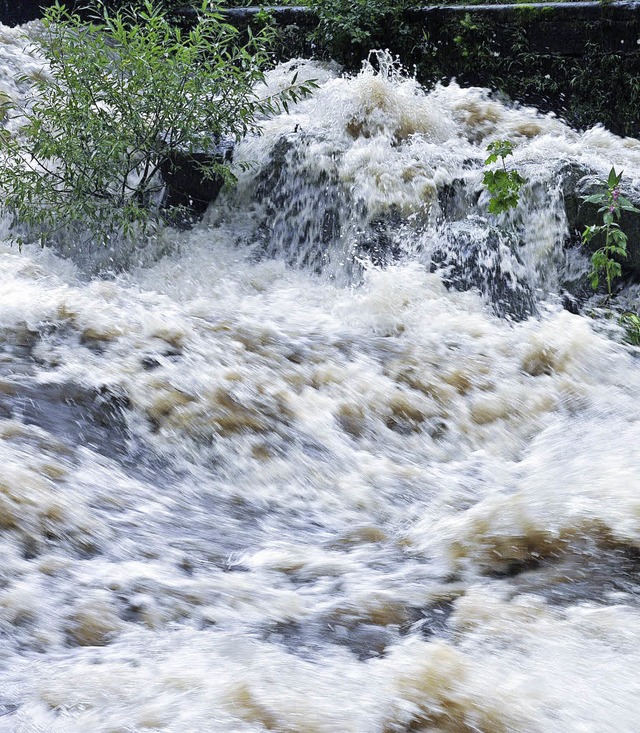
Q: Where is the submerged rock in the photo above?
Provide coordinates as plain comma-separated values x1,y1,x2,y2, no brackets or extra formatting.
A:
432,221,537,321
438,176,481,223
251,133,348,269
0,380,130,459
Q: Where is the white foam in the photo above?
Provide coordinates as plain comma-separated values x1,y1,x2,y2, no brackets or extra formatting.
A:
0,36,638,733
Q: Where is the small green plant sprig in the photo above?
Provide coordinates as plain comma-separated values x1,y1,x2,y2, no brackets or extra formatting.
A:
482,140,526,215
620,311,640,346
581,167,639,296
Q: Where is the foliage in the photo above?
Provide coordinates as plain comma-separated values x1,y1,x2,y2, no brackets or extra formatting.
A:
452,13,493,61
581,168,639,295
309,0,414,64
87,0,195,9
0,0,317,247
213,0,303,5
141,3,640,140
413,15,639,140
620,311,640,346
482,140,526,215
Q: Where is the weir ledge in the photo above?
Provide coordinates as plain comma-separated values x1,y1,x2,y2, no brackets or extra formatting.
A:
4,3,640,53
1,3,639,135
4,3,640,61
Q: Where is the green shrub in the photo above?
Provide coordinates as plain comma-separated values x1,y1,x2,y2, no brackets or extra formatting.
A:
309,0,414,65
0,0,316,247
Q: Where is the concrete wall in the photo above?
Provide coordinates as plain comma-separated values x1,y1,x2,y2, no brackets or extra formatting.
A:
2,2,638,135
6,2,639,56
218,3,640,136
411,3,640,57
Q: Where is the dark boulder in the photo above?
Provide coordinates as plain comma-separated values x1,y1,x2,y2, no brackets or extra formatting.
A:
0,0,55,25
251,133,347,269
159,139,234,227
438,176,481,222
0,379,130,459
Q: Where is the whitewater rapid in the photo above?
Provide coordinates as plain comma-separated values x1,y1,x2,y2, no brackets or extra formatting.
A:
0,22,639,733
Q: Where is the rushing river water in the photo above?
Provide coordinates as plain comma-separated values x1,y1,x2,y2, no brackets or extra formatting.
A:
1,20,640,733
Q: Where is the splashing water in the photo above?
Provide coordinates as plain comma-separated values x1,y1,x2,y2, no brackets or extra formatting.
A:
0,33,639,733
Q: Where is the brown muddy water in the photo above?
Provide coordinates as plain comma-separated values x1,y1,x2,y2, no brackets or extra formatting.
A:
0,24,640,733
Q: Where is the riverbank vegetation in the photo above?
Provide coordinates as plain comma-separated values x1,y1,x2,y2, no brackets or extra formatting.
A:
0,0,316,246
582,168,640,297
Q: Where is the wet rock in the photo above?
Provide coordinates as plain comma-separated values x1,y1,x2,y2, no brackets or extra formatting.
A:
0,381,130,459
263,618,397,661
331,524,388,547
121,593,162,629
335,403,367,438
330,622,396,660
432,222,536,320
21,536,38,560
385,394,426,434
500,538,640,607
417,600,454,639
160,138,234,227
254,134,345,268
487,556,542,578
253,133,417,272
559,161,595,236
0,702,19,718
141,355,162,371
0,325,40,360
438,177,480,222
326,599,414,629
355,211,406,266
66,593,123,646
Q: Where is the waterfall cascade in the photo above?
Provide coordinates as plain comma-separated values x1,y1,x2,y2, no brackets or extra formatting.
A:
0,27,639,733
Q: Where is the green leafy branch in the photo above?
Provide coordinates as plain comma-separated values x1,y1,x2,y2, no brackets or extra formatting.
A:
0,0,318,248
309,0,413,63
620,311,640,346
482,139,526,215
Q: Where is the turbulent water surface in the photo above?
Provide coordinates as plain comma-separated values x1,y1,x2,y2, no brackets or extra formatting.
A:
1,21,640,733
